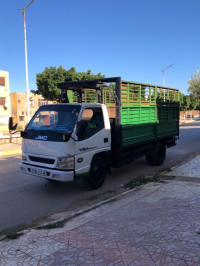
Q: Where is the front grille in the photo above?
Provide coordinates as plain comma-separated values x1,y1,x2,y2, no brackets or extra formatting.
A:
29,156,55,164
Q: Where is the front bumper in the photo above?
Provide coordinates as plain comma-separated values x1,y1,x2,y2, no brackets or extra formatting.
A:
20,162,74,182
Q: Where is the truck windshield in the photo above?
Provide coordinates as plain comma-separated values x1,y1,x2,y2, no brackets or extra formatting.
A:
27,104,81,135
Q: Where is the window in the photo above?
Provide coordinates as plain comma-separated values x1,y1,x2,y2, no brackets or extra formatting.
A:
38,99,48,107
0,97,6,106
0,77,5,86
19,116,25,122
29,100,34,107
80,108,104,139
81,109,93,121
27,104,81,135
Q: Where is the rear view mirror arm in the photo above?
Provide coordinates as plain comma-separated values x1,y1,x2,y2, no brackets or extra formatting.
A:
8,117,18,135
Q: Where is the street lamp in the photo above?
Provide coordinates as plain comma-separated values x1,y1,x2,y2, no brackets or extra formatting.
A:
18,0,35,123
161,64,174,87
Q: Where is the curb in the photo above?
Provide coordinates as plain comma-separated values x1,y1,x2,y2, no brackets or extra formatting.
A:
35,189,134,229
0,187,136,239
2,183,159,239
0,150,21,157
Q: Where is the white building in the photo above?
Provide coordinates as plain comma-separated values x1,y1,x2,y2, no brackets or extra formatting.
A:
0,70,11,133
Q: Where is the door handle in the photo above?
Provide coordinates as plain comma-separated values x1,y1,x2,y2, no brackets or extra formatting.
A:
104,138,108,143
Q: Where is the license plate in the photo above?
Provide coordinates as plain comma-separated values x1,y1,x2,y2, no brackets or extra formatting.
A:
30,168,47,176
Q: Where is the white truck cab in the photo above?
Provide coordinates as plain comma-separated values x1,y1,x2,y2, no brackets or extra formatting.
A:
19,103,111,189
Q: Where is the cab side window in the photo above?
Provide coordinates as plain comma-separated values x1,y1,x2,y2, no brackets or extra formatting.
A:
80,108,104,139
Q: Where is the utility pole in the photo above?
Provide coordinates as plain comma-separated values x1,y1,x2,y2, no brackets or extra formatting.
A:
161,64,174,87
18,0,35,123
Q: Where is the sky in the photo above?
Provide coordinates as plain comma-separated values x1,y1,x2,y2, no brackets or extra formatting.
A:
0,0,200,95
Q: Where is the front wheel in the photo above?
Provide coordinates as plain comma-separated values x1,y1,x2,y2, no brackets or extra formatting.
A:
85,156,107,190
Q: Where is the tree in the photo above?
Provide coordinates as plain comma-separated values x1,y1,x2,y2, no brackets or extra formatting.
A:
188,69,200,98
179,93,184,111
189,94,199,110
33,66,105,101
179,94,191,111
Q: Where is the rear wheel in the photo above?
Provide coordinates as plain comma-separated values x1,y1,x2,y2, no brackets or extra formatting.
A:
85,156,106,190
146,143,166,166
145,154,154,165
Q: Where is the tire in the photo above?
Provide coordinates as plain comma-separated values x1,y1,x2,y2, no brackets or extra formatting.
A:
145,154,154,165
85,156,107,190
146,143,166,166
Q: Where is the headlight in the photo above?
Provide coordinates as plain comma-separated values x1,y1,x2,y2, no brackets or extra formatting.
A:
22,152,27,162
56,156,74,170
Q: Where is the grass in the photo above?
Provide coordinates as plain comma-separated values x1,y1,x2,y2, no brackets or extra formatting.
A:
36,220,66,230
87,195,98,201
6,232,24,240
123,172,161,190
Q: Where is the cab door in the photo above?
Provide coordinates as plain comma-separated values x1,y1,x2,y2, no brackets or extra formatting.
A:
74,107,110,177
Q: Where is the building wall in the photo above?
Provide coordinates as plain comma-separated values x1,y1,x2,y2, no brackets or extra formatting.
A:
0,70,11,133
10,92,55,129
180,110,200,118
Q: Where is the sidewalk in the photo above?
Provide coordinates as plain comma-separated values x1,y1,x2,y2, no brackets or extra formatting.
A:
1,154,200,265
179,117,199,125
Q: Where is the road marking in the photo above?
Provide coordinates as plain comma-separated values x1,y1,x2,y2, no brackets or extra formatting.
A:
0,150,21,156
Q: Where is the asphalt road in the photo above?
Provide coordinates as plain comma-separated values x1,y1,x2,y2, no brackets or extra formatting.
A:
0,121,200,233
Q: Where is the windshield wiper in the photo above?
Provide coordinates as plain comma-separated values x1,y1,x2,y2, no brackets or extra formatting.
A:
27,128,48,134
44,129,71,135
27,128,71,136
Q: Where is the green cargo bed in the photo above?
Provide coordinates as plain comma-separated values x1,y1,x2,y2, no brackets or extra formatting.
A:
58,77,179,167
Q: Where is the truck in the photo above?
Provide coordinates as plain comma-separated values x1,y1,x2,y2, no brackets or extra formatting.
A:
9,77,180,189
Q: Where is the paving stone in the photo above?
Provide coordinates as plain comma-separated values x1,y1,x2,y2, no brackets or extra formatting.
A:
1,158,200,265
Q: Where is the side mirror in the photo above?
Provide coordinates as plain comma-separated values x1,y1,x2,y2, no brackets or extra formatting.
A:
76,120,86,137
8,117,17,131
